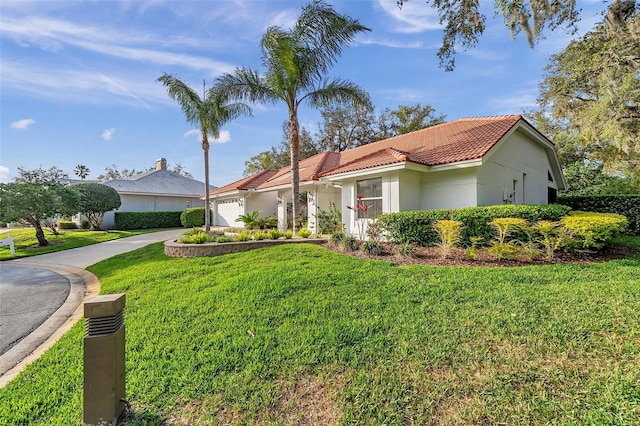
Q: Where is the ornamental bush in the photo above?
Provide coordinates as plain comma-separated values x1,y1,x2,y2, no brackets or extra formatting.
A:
75,183,121,230
180,208,206,228
557,195,639,235
57,220,77,229
378,204,571,247
560,212,628,251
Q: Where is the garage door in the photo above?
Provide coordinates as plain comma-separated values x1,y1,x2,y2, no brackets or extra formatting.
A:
215,198,242,226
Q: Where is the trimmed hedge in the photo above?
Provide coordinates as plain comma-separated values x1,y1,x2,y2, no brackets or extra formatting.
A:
180,207,206,228
378,204,572,247
57,220,78,230
557,195,639,235
115,211,182,230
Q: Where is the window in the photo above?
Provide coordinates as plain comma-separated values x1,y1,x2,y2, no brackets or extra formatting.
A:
355,178,382,219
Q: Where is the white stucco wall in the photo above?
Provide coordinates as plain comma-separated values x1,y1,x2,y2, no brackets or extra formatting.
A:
102,194,203,229
398,170,422,211
419,168,478,210
477,130,556,206
247,192,278,222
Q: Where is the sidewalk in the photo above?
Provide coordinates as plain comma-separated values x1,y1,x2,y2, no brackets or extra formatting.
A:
0,228,184,387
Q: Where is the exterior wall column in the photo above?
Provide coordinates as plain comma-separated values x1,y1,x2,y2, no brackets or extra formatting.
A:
307,188,318,234
277,190,289,230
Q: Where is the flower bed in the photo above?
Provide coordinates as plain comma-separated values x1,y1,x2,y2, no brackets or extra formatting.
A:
164,237,327,258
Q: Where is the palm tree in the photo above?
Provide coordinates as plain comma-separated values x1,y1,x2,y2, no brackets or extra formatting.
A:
157,73,252,231
215,1,370,232
74,164,90,180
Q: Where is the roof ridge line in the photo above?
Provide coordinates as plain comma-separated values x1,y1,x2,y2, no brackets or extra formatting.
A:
322,147,402,176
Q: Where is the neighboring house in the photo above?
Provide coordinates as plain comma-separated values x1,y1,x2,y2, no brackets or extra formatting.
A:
207,115,566,235
101,158,213,229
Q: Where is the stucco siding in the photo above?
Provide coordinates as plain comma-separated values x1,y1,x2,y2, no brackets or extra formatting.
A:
102,194,202,229
247,193,278,221
478,130,554,206
419,168,478,210
398,170,422,211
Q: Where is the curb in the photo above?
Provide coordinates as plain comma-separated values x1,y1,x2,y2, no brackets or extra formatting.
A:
0,263,100,388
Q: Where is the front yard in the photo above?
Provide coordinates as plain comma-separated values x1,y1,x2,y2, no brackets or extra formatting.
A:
1,241,639,425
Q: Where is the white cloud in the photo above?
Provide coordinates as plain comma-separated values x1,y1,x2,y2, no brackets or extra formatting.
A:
0,166,9,183
101,128,115,140
487,89,538,115
359,35,425,49
184,129,200,138
376,0,442,33
212,130,231,144
10,118,35,130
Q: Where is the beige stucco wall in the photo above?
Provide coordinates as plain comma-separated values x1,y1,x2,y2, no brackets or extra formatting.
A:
419,167,478,210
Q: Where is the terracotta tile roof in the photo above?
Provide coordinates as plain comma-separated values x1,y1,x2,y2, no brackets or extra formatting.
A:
209,169,277,196
220,115,530,193
323,115,523,176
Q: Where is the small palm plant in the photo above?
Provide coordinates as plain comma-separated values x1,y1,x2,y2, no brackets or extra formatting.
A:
236,211,260,229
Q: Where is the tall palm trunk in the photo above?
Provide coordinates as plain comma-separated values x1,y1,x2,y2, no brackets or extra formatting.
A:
289,109,301,233
202,130,211,232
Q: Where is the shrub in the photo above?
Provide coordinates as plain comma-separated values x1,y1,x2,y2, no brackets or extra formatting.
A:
534,221,567,260
235,230,252,241
182,227,204,236
80,220,91,230
361,240,382,255
488,240,521,260
0,221,6,228
284,230,293,239
257,216,278,230
557,195,639,235
115,211,182,230
253,231,267,240
296,228,312,238
489,218,529,244
179,231,212,244
57,220,77,229
560,212,628,251
340,235,358,251
464,236,483,260
396,242,417,258
216,236,232,243
266,229,282,240
433,219,463,259
378,204,571,247
180,208,206,228
366,220,383,242
316,201,343,234
330,231,346,245
236,211,260,229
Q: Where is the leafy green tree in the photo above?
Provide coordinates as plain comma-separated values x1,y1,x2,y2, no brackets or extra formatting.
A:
377,104,446,140
16,166,68,183
0,182,80,246
74,164,90,180
535,2,639,177
75,183,122,230
216,0,370,232
398,0,582,70
315,96,378,152
561,162,640,196
158,74,251,231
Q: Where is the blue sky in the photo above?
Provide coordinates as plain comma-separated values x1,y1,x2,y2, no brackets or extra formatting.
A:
0,0,605,186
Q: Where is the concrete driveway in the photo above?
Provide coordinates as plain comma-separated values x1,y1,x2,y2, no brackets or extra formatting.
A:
0,228,184,386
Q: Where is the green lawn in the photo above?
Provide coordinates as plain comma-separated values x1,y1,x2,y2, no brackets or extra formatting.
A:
1,242,639,425
0,228,173,260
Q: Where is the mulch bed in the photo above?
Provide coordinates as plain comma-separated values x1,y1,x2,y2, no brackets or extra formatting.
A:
326,242,640,267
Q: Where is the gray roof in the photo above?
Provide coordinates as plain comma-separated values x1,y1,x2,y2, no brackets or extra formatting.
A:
104,170,214,197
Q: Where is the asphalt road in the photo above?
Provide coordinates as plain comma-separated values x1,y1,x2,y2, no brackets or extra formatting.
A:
0,265,70,355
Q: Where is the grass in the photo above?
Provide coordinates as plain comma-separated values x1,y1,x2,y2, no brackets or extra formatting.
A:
0,228,173,260
1,241,639,425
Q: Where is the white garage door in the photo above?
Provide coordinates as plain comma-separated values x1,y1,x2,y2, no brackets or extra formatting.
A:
215,198,242,227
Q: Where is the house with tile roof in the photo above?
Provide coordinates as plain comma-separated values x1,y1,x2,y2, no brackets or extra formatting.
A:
207,115,565,235
101,158,213,229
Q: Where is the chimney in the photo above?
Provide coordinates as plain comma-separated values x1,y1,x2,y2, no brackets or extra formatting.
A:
155,158,167,171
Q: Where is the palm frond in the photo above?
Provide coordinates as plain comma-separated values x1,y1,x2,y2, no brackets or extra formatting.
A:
304,78,369,110
156,73,204,126
215,68,279,104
